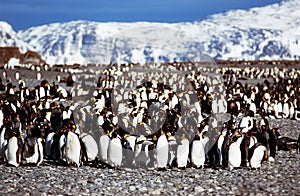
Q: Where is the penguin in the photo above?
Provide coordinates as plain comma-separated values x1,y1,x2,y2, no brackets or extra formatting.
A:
221,130,231,168
228,129,244,170
108,131,123,168
273,100,282,119
218,96,227,114
59,133,67,162
56,74,61,83
295,110,300,121
156,131,169,170
239,113,253,134
190,132,206,168
15,71,20,80
216,124,227,167
211,99,218,114
122,134,136,167
37,72,41,81
240,132,251,167
65,131,81,167
22,137,43,166
98,132,110,165
0,109,3,129
267,128,278,161
4,135,23,167
289,100,295,120
133,135,154,168
80,133,98,163
248,143,268,169
282,100,290,119
45,132,55,159
277,136,298,151
0,125,7,159
176,133,190,169
167,133,177,168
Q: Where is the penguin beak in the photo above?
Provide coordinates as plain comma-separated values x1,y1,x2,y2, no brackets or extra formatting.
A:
236,132,242,137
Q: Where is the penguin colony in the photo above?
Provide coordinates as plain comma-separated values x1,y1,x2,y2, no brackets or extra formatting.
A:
0,62,299,170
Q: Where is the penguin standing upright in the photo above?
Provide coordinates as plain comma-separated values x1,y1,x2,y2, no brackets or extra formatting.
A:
156,131,169,169
4,130,23,167
282,98,290,119
168,133,177,168
240,132,251,167
190,132,206,168
228,129,244,170
221,130,231,168
0,125,7,159
15,71,20,80
123,134,136,167
37,72,41,81
268,128,278,161
80,133,98,163
108,131,123,168
45,132,55,159
59,133,67,162
176,133,190,169
217,124,227,166
65,131,81,167
98,132,110,165
133,135,154,168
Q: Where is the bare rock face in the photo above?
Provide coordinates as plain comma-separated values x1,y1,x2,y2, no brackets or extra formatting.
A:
0,47,21,65
21,50,44,65
0,47,45,66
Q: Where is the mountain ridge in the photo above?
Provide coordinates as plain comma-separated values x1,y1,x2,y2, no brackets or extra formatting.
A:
0,0,300,65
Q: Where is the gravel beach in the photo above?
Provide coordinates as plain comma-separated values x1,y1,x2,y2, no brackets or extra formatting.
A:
0,150,299,195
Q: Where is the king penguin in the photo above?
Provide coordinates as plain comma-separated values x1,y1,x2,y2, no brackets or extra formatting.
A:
22,137,43,166
65,131,82,167
190,132,206,169
80,133,98,163
133,135,154,168
98,131,110,165
228,129,244,170
0,125,7,159
176,133,190,169
248,143,268,169
45,132,55,159
167,132,177,168
5,135,23,167
156,131,169,170
217,124,227,167
108,131,123,168
59,133,67,162
122,134,136,167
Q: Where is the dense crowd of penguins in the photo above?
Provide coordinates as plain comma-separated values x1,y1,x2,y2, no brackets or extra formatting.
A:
0,63,299,170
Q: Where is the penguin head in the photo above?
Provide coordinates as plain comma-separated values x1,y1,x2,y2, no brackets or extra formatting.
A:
231,128,242,142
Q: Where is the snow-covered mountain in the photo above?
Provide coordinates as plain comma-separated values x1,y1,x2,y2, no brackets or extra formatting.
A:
0,21,32,53
2,0,300,65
